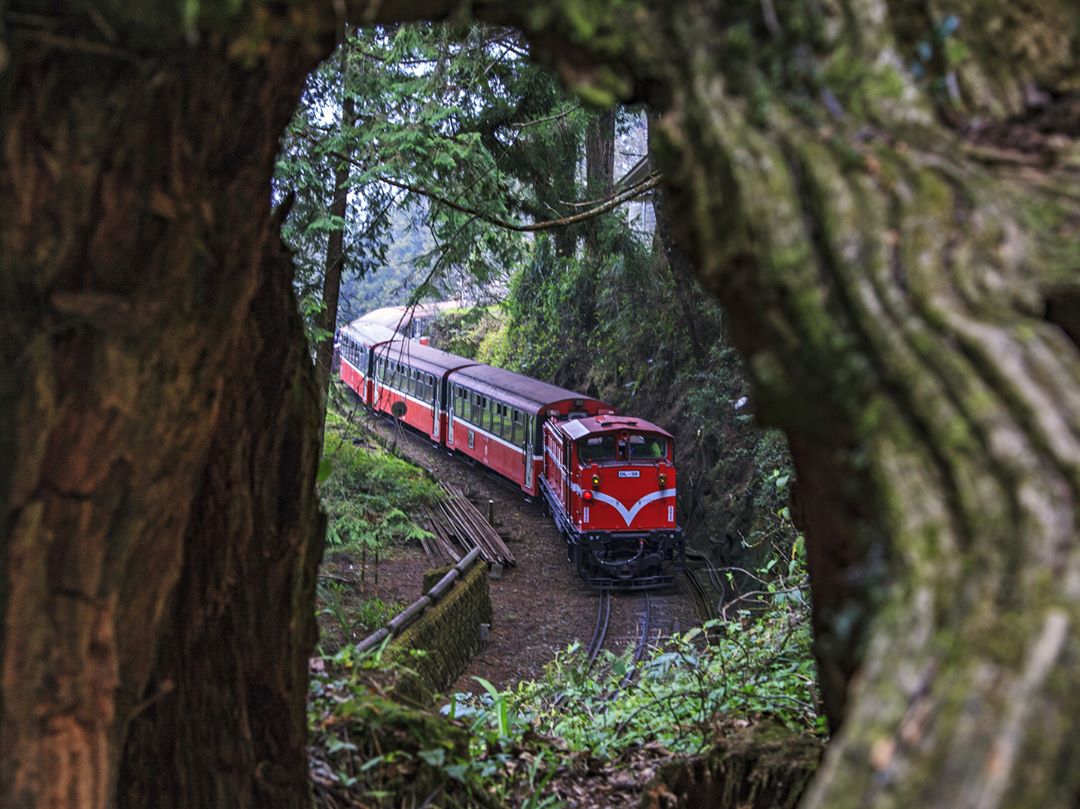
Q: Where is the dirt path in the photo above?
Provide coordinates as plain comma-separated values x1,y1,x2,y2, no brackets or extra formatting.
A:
355,408,701,693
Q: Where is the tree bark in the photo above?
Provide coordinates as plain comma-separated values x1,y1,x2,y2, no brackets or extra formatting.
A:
315,29,356,429
517,0,1080,806
647,109,707,363
1,25,325,809
580,107,616,330
585,108,616,212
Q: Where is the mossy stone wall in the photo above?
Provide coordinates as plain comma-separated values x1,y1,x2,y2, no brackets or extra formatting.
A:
384,561,492,704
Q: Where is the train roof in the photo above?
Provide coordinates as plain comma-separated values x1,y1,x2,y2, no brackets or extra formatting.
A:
341,319,397,346
359,302,461,332
373,339,477,377
560,413,672,441
450,364,611,414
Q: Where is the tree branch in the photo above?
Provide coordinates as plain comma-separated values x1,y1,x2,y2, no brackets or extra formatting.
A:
376,170,661,232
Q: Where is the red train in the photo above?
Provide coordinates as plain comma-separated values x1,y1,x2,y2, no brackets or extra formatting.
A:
337,318,685,589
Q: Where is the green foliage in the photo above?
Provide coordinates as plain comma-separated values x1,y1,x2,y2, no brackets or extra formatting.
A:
309,646,559,808
429,306,505,360
317,582,403,644
275,22,596,349
320,410,440,551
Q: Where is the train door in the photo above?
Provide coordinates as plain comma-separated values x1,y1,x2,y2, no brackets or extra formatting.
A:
562,436,571,505
432,373,440,440
446,382,455,446
524,414,536,490
519,411,529,486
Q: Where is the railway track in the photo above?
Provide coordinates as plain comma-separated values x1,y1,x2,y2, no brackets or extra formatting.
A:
616,591,651,690
684,567,714,620
586,591,613,668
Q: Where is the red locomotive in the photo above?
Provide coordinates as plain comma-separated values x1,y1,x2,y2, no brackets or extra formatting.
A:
337,317,685,589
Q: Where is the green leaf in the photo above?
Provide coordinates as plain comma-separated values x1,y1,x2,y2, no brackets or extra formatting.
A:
316,458,335,485
418,748,446,767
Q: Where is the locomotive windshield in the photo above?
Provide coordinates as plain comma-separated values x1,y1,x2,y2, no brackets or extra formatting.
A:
577,433,669,464
578,435,617,463
628,435,668,460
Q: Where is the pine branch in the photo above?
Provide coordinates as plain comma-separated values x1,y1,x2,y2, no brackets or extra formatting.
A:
378,172,660,232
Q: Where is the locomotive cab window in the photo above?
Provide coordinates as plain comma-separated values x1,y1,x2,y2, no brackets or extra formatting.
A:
578,435,617,464
628,435,668,460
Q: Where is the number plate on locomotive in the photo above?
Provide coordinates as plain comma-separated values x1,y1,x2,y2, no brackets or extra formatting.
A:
618,470,640,478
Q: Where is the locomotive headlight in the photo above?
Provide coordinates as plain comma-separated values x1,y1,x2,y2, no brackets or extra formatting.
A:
583,490,594,501
658,473,667,487
592,474,601,488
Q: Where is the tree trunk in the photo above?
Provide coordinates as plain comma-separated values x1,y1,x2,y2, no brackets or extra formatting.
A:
315,34,356,430
647,110,707,363
518,0,1080,805
0,30,324,809
579,107,616,331
585,108,616,215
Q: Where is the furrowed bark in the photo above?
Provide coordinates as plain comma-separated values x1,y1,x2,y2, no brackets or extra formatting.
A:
514,0,1080,805
315,73,356,431
0,21,325,809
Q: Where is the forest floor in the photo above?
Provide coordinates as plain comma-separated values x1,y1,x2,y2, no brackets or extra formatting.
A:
319,406,705,807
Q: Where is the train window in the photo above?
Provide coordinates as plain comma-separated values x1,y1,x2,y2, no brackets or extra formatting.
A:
578,435,617,463
511,409,522,443
629,435,668,460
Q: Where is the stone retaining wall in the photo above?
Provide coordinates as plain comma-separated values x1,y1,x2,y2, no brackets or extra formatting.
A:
382,561,492,704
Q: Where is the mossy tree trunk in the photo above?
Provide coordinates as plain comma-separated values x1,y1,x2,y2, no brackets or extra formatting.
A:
518,0,1080,805
0,19,328,809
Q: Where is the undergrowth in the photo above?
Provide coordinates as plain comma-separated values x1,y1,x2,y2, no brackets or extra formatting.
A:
319,408,441,551
310,530,819,808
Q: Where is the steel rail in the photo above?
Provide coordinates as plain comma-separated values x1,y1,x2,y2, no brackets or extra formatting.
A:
586,590,612,669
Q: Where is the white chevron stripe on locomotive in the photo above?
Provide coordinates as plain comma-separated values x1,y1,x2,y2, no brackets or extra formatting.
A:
570,484,677,527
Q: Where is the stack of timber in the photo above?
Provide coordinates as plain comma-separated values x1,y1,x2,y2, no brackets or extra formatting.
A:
417,483,515,567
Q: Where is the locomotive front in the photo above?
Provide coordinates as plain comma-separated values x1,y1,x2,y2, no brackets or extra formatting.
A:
543,415,685,589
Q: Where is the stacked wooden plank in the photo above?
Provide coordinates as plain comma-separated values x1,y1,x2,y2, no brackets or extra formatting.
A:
417,483,516,567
